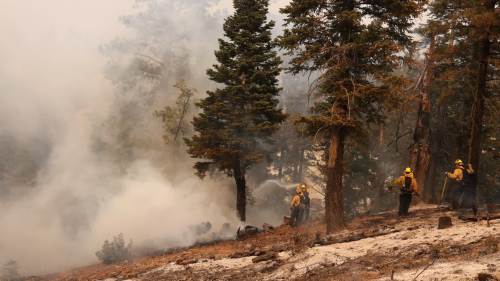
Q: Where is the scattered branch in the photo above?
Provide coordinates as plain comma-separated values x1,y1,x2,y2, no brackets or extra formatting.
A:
412,257,437,281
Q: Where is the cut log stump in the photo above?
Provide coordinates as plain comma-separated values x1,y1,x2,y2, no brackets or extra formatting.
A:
437,216,452,229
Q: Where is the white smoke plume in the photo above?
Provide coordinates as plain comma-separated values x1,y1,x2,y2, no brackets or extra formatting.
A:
0,0,291,275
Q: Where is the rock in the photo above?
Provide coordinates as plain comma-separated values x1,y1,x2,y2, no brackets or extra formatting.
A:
437,216,453,229
477,273,499,281
237,225,261,240
263,223,274,232
252,251,277,263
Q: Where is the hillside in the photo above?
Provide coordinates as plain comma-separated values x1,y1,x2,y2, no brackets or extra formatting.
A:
39,205,500,281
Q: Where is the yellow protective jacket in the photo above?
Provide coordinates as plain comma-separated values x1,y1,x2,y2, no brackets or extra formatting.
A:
447,167,464,181
291,194,301,208
392,174,419,194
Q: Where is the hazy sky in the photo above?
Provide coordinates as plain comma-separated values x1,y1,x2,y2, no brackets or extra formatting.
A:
0,0,289,135
0,0,135,138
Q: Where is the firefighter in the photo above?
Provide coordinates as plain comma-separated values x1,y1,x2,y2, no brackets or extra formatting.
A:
392,167,419,216
445,159,465,209
300,183,311,222
446,160,478,218
290,186,303,227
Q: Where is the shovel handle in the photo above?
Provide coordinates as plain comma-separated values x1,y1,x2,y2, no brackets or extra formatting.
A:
439,176,448,205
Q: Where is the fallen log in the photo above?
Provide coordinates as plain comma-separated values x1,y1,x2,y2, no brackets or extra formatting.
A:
316,227,400,246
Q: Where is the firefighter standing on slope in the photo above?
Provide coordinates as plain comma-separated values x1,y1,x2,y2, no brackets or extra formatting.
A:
300,183,311,222
446,159,478,218
290,185,303,227
391,167,419,216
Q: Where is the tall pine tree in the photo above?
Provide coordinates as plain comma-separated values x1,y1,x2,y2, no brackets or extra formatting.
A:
185,0,284,222
280,0,422,232
418,0,498,202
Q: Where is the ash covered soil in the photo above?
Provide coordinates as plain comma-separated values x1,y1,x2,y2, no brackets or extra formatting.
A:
37,205,500,281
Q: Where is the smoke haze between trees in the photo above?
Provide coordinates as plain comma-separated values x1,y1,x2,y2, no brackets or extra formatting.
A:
0,0,276,275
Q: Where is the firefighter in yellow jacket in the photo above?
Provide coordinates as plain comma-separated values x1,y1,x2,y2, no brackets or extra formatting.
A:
446,159,477,214
446,159,465,181
392,167,419,216
290,186,303,227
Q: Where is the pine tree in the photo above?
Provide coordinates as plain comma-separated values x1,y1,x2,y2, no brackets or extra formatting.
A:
422,0,498,187
185,0,285,222
280,0,422,232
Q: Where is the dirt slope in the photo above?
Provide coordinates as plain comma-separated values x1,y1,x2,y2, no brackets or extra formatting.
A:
40,205,500,281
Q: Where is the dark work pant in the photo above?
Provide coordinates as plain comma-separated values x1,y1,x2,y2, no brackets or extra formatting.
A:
399,193,412,216
458,189,478,216
291,207,300,227
304,204,310,221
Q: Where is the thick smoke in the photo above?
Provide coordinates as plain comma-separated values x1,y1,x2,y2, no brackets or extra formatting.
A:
0,0,289,275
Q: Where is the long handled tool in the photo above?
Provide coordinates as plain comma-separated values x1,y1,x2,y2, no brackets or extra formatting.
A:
439,176,448,206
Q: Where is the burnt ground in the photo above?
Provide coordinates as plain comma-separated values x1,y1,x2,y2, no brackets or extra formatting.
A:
34,205,500,281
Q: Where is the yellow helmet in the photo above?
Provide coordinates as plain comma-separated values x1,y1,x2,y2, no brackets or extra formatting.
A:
404,167,412,174
300,183,307,192
296,185,303,194
455,159,464,166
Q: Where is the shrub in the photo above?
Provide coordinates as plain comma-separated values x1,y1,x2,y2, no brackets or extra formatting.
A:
95,233,132,264
1,260,21,281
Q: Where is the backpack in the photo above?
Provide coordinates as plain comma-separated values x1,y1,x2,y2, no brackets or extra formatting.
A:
302,191,310,206
460,168,477,191
401,176,413,194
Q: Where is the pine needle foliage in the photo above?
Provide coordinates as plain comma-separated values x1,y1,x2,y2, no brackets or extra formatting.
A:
185,0,285,221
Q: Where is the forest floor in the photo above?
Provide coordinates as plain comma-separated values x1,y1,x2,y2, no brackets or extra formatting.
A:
35,205,500,281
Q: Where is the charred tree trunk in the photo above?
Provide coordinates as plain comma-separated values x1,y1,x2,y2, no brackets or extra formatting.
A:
233,158,246,222
325,127,346,233
410,38,435,202
468,0,494,170
428,102,448,203
373,123,390,211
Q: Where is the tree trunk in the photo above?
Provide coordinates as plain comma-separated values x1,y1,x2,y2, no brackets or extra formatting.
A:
468,0,494,170
298,147,304,182
233,158,246,222
325,127,346,233
410,38,434,202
